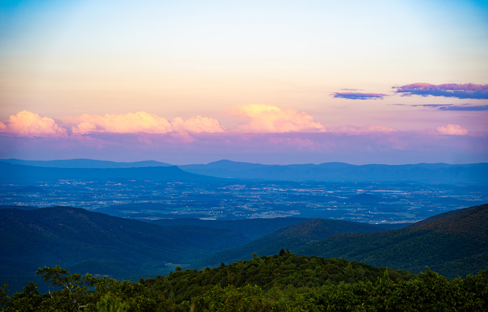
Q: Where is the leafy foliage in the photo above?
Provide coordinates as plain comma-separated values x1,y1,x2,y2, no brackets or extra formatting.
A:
147,251,415,305
1,254,488,311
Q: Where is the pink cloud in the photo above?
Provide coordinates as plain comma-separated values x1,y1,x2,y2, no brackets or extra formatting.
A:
71,112,172,134
71,112,224,135
1,128,487,164
0,111,67,137
226,104,325,133
436,124,468,135
172,116,225,133
268,137,319,149
329,124,394,134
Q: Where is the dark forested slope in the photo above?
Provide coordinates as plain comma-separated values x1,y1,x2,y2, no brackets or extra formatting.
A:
193,218,386,268
297,204,488,278
0,207,250,278
149,217,309,241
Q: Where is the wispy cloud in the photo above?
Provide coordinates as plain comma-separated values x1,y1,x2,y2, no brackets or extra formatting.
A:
328,125,394,134
393,104,488,111
439,105,488,111
332,92,387,100
393,83,488,99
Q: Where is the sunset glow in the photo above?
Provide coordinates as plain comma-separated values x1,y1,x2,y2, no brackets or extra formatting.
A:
1,0,487,164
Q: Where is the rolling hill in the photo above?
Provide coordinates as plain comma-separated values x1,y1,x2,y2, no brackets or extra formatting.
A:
192,218,386,268
297,203,488,278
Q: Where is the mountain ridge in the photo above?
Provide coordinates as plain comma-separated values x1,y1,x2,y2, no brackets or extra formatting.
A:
180,160,488,183
0,206,251,279
0,162,219,183
192,218,387,268
297,203,488,278
0,158,171,168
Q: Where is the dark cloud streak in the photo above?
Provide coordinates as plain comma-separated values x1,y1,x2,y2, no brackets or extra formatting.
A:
394,83,488,99
333,92,387,100
439,105,488,111
392,104,488,111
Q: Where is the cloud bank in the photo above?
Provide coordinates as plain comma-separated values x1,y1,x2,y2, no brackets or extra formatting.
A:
332,92,387,100
71,112,225,135
1,107,485,165
394,83,488,99
0,105,331,138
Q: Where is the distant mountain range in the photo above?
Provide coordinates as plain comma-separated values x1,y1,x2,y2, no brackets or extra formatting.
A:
0,158,171,168
0,162,217,183
180,160,488,183
1,158,487,183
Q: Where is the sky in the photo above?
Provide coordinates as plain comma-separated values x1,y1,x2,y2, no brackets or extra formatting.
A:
0,0,487,164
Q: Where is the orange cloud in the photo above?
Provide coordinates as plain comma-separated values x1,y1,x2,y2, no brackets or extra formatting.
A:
72,112,172,134
0,111,67,137
71,112,224,134
436,124,468,135
227,104,325,133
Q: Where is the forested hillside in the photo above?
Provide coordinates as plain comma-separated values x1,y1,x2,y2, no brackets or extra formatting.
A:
149,217,309,240
298,203,488,278
0,207,250,292
149,251,416,305
193,219,385,268
1,253,487,311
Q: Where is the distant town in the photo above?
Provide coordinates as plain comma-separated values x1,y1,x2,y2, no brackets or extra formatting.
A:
1,179,485,225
